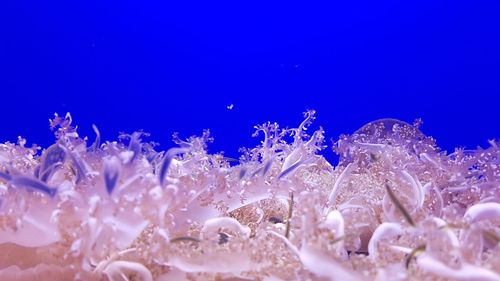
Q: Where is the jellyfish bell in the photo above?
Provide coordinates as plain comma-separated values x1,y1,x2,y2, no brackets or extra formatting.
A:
336,118,438,167
353,118,424,141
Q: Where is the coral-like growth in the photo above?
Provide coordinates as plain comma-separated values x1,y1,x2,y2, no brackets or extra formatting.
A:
0,111,499,281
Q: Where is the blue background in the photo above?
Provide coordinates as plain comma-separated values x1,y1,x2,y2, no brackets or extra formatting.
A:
1,2,499,163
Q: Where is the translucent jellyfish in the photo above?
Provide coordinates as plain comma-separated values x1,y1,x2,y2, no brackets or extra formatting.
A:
0,112,499,281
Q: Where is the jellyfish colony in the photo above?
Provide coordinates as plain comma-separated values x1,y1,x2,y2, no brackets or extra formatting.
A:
0,111,499,281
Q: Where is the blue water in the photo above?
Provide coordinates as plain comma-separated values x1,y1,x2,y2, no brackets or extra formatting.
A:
1,2,499,164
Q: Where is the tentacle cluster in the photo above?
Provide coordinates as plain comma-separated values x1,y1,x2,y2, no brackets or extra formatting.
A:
0,112,499,281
